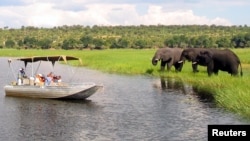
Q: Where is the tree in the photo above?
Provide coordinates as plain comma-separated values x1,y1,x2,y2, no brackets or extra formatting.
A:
5,39,15,48
18,40,24,47
37,38,53,49
0,24,250,49
80,35,93,48
231,34,246,48
92,38,105,48
23,36,37,48
216,37,231,48
134,39,147,49
195,35,210,48
62,38,78,50
111,38,130,48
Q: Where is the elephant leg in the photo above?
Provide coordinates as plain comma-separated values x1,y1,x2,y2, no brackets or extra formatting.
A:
174,63,182,72
207,67,213,76
174,64,179,72
192,63,199,73
167,63,172,71
213,68,219,75
160,61,167,71
231,66,238,76
207,62,214,76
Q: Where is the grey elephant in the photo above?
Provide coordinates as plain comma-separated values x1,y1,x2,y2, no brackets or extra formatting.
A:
178,48,209,72
152,47,183,72
196,48,243,76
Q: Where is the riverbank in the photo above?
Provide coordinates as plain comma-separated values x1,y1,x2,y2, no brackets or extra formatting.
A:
1,48,250,120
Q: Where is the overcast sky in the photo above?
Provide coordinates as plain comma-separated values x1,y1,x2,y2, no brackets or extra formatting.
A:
0,0,249,28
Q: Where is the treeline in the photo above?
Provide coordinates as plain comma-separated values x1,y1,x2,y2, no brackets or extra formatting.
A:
1,25,250,50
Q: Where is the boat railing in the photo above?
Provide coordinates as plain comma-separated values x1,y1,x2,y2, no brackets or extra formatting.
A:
10,77,66,87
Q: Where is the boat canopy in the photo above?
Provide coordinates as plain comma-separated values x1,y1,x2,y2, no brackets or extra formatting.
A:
9,55,82,67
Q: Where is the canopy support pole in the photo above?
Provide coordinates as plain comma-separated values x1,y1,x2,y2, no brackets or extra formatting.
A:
8,59,17,81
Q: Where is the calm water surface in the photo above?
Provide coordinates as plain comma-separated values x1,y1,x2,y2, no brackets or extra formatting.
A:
0,57,249,141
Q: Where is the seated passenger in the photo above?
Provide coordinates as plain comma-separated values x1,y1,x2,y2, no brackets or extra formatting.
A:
35,74,45,86
53,75,62,83
45,72,54,86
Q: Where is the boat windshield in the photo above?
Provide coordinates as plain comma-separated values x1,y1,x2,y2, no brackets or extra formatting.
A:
7,55,82,84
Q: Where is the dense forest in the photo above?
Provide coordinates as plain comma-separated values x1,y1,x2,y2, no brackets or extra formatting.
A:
1,25,250,50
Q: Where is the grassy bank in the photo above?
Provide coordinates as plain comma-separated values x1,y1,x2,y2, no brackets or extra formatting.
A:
1,48,250,119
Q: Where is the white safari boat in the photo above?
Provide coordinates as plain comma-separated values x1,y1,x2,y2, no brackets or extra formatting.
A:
4,55,103,100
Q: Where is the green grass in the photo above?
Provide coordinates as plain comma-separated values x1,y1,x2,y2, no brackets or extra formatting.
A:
1,48,250,120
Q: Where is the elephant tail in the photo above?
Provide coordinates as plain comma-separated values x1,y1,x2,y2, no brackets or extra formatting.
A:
239,62,243,76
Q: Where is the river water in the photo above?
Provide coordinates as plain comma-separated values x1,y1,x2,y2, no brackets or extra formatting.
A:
0,57,249,141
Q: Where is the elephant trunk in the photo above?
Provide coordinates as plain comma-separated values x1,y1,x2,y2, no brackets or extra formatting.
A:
178,57,185,64
152,56,159,66
178,55,186,64
152,58,159,66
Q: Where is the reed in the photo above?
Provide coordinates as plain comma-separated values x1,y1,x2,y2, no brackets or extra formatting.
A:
1,48,250,119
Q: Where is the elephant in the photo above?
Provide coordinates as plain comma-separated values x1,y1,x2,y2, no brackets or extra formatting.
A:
178,48,210,72
196,48,243,76
152,47,184,72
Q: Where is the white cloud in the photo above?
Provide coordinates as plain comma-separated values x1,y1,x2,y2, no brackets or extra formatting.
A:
25,3,61,27
131,5,231,26
0,2,232,28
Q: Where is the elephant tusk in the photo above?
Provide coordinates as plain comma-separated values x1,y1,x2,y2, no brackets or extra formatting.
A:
178,60,183,63
192,62,197,64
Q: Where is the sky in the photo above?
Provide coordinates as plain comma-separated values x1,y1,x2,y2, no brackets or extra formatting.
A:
0,0,249,28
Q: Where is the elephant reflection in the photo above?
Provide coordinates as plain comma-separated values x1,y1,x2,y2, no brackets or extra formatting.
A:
161,77,183,89
160,76,214,102
160,76,188,93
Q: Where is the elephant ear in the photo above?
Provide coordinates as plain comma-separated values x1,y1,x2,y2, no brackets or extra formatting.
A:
200,50,213,63
203,50,213,58
161,53,172,62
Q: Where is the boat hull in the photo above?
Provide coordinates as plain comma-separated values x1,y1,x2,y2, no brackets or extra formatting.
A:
4,83,102,100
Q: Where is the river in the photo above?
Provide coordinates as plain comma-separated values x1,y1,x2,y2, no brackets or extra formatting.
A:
0,57,249,141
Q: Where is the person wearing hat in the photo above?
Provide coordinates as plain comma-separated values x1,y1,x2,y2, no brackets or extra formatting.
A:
17,68,26,85
19,68,26,78
35,73,45,86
